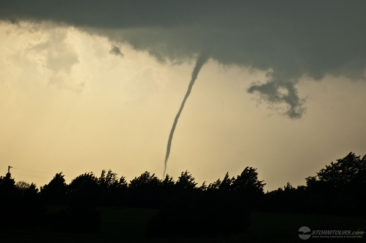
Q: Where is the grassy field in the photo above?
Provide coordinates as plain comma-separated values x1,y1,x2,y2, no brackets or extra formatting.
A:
243,211,366,242
0,207,365,242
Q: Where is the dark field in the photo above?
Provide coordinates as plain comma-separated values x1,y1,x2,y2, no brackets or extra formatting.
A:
1,207,365,242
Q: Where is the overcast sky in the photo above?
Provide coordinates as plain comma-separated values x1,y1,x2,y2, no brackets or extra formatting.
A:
0,1,365,190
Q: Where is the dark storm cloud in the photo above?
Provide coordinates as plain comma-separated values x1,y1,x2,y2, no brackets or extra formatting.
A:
1,0,365,117
109,45,123,57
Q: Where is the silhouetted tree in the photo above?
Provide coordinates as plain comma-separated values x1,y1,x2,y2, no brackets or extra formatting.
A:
148,170,250,237
41,172,67,204
99,169,118,187
0,172,16,192
129,171,162,207
265,182,308,212
264,152,366,215
162,174,175,190
232,167,265,207
0,173,44,229
232,167,265,194
98,170,127,205
305,152,366,214
161,174,175,201
175,171,197,192
1,152,365,237
0,172,17,228
316,152,366,187
219,172,233,191
69,172,100,205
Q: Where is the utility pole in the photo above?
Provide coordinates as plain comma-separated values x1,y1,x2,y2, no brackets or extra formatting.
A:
8,165,13,174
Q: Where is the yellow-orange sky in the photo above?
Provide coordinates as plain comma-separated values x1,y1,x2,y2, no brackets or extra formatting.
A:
1,22,365,190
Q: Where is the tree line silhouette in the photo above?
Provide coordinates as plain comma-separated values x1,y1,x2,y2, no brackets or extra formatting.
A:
0,152,365,237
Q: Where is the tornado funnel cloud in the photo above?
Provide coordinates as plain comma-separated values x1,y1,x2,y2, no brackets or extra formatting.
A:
163,54,208,177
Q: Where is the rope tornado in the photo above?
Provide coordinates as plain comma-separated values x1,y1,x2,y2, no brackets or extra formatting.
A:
163,54,208,177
